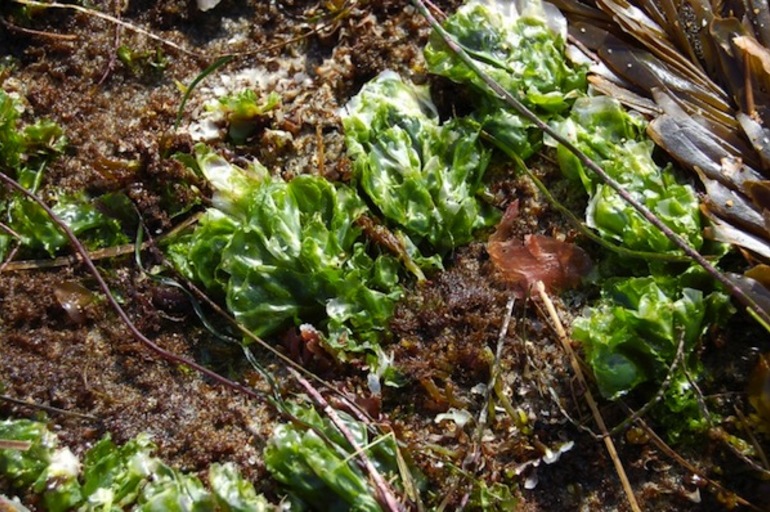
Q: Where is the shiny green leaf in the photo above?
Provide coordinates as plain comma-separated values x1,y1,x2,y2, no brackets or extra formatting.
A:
169,146,403,352
264,402,401,512
342,71,499,254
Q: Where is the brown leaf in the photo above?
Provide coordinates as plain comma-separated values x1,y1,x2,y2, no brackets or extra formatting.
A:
488,202,593,296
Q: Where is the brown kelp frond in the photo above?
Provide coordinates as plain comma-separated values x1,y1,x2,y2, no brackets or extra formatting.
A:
563,0,770,314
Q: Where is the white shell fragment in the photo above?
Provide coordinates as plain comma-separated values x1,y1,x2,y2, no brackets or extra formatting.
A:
197,0,222,12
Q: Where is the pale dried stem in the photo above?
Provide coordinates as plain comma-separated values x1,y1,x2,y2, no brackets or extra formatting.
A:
461,294,515,501
0,393,98,421
535,281,642,512
0,439,32,450
0,18,77,40
1,242,142,272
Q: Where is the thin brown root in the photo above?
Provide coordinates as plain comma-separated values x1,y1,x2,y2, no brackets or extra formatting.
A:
12,0,202,57
1,243,139,272
0,439,32,450
711,422,770,479
0,393,99,421
11,0,357,61
734,405,770,470
535,281,642,512
0,17,77,40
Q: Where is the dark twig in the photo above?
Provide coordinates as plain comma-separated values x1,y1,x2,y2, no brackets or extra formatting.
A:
411,0,770,329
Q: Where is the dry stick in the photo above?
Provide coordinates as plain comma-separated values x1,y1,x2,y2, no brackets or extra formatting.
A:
291,368,403,512
0,172,263,402
534,281,642,512
1,213,202,273
2,243,144,272
410,0,770,330
0,18,78,40
0,393,99,421
0,439,32,451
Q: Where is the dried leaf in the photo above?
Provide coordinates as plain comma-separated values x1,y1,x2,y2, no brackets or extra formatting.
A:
488,202,592,296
